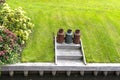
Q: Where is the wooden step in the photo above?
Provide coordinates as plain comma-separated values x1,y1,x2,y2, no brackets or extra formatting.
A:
57,42,81,49
57,49,83,60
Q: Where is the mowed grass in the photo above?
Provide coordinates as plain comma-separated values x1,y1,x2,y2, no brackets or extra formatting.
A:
7,0,120,62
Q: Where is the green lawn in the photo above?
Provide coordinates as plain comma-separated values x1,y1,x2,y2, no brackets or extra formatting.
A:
7,0,120,63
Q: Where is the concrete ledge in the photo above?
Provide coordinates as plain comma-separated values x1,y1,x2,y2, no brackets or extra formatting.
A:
1,63,120,71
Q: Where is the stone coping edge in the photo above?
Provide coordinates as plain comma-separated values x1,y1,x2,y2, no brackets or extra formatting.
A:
1,63,120,71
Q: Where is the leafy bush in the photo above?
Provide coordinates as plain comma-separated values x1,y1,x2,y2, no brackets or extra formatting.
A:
0,3,34,65
0,3,34,45
0,27,20,65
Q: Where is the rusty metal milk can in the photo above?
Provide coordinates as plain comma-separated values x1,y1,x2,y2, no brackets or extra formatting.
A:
73,29,80,44
65,29,73,44
57,29,64,43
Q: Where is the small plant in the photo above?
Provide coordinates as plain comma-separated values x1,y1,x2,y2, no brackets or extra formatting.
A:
0,27,20,65
0,3,34,45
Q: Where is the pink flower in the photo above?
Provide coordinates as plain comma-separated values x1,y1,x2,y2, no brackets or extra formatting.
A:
0,36,3,42
3,50,7,53
5,29,17,39
0,51,5,56
3,29,10,34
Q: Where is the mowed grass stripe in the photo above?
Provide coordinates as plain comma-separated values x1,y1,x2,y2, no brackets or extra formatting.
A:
7,0,120,62
105,13,120,59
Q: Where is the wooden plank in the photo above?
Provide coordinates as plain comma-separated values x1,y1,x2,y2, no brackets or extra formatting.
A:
54,36,57,64
80,39,87,65
39,71,44,76
9,71,14,77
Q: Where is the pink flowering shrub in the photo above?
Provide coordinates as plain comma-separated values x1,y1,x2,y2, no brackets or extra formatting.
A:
0,4,34,65
0,28,20,64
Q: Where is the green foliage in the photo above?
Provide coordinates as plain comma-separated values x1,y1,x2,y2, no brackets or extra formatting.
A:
0,3,34,65
0,27,20,65
0,3,34,45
